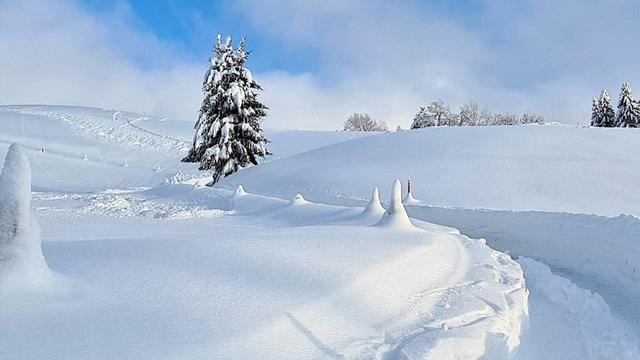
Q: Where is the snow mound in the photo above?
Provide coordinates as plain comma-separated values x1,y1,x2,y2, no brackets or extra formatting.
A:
233,184,247,197
403,191,420,205
376,180,415,230
289,193,309,206
0,144,51,289
360,186,385,222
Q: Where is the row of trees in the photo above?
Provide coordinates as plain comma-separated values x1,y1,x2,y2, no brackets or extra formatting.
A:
591,82,639,127
343,101,544,132
411,100,544,129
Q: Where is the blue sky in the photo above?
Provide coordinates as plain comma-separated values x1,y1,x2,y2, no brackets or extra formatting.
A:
2,0,640,129
78,0,321,74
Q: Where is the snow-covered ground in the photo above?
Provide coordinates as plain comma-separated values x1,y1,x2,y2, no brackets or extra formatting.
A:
0,105,638,359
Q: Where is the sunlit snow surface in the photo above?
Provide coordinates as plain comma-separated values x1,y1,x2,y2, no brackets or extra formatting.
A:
0,105,638,359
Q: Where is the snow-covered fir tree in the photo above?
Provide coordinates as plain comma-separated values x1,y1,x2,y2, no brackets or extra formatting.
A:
598,89,616,127
615,82,639,128
590,97,602,127
183,35,269,184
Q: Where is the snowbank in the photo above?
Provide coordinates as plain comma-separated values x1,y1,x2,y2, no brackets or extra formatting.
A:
517,258,639,359
403,204,640,333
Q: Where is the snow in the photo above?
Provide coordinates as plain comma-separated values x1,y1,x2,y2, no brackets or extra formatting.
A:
222,125,640,216
1,184,528,359
0,144,51,290
517,258,639,359
376,179,415,230
0,104,638,358
360,186,385,223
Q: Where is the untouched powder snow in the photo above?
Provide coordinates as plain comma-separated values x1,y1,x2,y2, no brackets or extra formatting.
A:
222,125,640,216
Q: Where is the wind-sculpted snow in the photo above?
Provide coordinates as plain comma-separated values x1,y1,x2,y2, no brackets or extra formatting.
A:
0,144,51,290
3,183,527,359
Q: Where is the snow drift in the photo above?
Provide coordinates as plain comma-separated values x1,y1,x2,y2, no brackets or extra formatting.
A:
376,179,415,230
0,144,50,289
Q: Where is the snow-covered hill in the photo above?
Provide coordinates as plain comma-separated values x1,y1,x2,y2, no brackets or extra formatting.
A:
221,125,640,217
1,105,638,359
0,105,372,192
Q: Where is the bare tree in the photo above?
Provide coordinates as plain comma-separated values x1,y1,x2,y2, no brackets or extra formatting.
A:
458,101,492,126
427,100,452,126
343,113,388,132
520,112,545,125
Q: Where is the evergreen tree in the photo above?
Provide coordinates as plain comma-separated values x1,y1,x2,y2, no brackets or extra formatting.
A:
590,97,601,127
599,89,616,127
183,35,269,184
615,82,639,128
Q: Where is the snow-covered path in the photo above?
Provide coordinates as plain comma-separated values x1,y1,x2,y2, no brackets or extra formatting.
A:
403,204,640,336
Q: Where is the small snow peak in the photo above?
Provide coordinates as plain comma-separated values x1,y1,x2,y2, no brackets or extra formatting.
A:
362,186,385,219
233,185,247,197
376,180,416,230
289,193,308,206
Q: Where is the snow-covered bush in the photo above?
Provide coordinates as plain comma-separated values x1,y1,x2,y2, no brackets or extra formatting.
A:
411,100,453,129
183,35,269,184
343,113,388,132
0,144,50,287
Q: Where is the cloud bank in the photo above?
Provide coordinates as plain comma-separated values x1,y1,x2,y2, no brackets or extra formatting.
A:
2,0,640,129
0,0,202,121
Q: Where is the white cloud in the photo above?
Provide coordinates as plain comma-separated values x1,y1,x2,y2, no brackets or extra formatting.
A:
238,0,640,129
0,0,202,121
2,0,640,130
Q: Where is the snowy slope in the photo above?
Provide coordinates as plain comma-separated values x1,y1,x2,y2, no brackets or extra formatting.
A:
222,125,640,216
0,105,372,192
1,105,639,359
2,184,530,359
